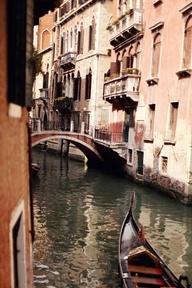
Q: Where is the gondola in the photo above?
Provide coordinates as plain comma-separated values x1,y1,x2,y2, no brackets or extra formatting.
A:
31,162,40,177
118,193,190,288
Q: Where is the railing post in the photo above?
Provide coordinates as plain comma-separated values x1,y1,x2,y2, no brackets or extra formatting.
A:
37,119,41,132
70,120,74,132
81,121,85,134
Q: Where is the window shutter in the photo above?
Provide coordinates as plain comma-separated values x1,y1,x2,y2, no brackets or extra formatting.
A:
80,29,84,54
77,31,81,54
122,56,128,71
92,22,96,50
88,25,92,51
77,77,81,100
73,78,78,100
116,60,120,74
184,26,192,68
8,0,33,107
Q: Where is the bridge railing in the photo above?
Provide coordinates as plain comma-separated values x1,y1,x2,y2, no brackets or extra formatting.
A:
30,119,73,133
30,118,128,144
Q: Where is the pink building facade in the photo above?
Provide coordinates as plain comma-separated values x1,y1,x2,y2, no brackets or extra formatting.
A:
104,0,192,204
140,0,192,204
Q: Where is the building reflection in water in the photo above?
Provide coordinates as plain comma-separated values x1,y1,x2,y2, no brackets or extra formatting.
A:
32,149,192,286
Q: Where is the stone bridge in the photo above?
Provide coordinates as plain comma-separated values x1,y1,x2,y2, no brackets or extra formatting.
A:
31,130,127,172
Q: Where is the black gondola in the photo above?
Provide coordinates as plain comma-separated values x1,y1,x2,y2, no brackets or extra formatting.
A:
118,193,190,288
31,162,40,176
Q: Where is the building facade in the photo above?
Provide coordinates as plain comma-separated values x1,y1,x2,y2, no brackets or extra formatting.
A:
32,12,55,131
140,0,192,203
51,0,113,135
103,0,143,168
103,0,192,203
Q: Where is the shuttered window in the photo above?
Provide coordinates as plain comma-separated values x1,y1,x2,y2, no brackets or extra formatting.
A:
152,33,161,77
88,18,96,51
88,25,93,51
77,31,81,54
7,0,33,107
85,70,92,99
183,16,192,68
73,72,81,100
169,102,179,139
80,26,84,54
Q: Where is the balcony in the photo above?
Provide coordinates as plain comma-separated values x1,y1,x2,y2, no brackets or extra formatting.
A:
60,51,77,70
103,70,140,104
108,10,143,47
39,88,48,100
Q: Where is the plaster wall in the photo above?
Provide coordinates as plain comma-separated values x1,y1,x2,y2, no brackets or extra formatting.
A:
139,0,192,201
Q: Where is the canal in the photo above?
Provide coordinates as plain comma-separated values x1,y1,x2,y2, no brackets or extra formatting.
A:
32,149,192,288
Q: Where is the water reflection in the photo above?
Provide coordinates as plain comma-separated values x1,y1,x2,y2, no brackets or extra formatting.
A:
32,149,192,287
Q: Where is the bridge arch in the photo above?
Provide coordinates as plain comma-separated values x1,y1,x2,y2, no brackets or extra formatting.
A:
31,131,103,166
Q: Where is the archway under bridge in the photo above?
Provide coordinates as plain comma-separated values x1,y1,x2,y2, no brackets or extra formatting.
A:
31,130,127,172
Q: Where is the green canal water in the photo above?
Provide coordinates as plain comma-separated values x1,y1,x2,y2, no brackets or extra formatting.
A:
32,149,192,288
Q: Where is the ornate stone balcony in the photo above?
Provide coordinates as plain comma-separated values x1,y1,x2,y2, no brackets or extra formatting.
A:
60,51,77,69
108,10,143,47
103,69,140,104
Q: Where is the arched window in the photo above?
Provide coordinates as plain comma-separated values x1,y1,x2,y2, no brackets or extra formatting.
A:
74,26,77,51
60,32,65,55
183,16,192,68
88,17,96,50
74,71,81,100
128,46,134,68
66,31,69,52
122,49,128,74
85,68,92,99
41,30,50,50
152,33,161,77
77,23,84,54
70,29,73,50
135,42,141,69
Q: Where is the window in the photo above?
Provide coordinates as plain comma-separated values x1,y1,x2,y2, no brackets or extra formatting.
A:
183,16,192,68
73,71,81,100
148,104,155,138
60,33,65,55
70,30,73,50
7,0,32,107
10,208,26,288
135,42,141,69
74,26,78,51
85,69,92,99
128,46,134,69
88,18,96,51
169,102,179,139
161,156,168,174
137,151,144,175
77,24,84,54
43,72,49,89
152,33,161,77
128,149,133,164
71,0,77,9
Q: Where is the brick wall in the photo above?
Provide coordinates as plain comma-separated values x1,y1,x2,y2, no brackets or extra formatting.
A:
0,0,33,286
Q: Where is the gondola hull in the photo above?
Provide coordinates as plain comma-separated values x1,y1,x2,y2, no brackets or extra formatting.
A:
118,195,185,288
